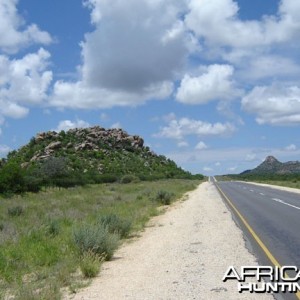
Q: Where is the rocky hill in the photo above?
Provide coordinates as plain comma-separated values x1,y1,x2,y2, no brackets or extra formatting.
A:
5,126,195,181
242,156,300,175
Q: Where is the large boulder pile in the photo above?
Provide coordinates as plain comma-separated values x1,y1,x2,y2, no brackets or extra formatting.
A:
4,125,194,180
30,126,145,162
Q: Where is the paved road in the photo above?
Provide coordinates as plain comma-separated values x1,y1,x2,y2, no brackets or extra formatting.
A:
215,180,300,299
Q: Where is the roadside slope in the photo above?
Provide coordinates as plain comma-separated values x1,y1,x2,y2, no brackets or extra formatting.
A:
65,182,273,300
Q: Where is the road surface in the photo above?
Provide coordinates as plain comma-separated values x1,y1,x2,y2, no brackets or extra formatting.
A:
215,179,300,300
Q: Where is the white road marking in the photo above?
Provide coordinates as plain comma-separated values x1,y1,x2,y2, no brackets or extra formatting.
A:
250,189,254,192
259,193,265,196
271,198,300,210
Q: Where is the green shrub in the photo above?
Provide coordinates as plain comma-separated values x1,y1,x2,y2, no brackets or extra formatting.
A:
7,205,24,217
155,190,172,205
99,214,132,238
73,224,119,260
80,251,104,278
24,175,42,193
0,161,26,194
120,175,138,184
54,174,88,188
94,174,119,184
41,157,68,178
0,223,4,231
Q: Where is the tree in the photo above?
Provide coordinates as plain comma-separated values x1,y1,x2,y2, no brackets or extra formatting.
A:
0,161,26,194
39,157,68,185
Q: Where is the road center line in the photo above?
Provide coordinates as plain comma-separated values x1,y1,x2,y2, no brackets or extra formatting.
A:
271,198,300,210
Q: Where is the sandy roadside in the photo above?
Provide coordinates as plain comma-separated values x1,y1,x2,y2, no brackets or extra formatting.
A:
240,181,300,195
64,182,273,300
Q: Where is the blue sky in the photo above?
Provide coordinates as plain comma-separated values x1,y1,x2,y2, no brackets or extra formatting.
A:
1,0,300,175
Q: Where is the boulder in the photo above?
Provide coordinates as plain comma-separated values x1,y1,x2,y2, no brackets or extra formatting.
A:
45,141,62,151
75,142,95,151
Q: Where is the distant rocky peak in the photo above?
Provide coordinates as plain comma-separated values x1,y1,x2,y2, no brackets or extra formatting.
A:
241,155,300,175
264,156,280,164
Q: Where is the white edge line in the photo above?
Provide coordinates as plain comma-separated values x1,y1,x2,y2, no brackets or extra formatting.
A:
271,198,300,210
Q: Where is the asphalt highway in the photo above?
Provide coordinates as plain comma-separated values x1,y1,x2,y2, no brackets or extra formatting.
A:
214,179,300,300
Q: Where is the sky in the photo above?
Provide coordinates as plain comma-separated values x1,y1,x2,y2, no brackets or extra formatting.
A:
1,0,300,175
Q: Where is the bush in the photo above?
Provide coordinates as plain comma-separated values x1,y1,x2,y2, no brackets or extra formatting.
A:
7,205,24,217
24,175,42,193
54,174,88,188
39,157,68,181
99,214,132,238
138,174,160,181
155,190,173,205
73,224,119,260
120,175,138,184
93,174,119,184
0,161,26,194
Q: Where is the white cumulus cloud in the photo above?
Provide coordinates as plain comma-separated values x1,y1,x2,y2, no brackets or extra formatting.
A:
0,0,52,53
111,122,122,129
0,48,52,119
50,80,173,109
241,55,300,81
50,0,188,109
185,0,300,49
155,117,235,140
177,140,189,148
195,141,208,150
176,64,242,104
54,119,90,132
242,85,300,125
0,144,11,157
285,144,297,151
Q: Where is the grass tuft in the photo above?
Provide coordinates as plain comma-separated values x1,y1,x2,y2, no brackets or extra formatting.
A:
98,214,132,238
80,251,104,278
45,219,60,237
7,205,24,217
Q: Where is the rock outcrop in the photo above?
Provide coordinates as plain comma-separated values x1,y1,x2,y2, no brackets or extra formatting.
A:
29,126,145,162
8,125,191,179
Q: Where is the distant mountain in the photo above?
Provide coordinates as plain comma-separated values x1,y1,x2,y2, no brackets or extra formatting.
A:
242,156,300,175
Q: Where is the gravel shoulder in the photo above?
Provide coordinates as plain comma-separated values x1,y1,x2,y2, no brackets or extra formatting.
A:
64,182,273,300
242,181,300,195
